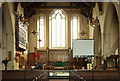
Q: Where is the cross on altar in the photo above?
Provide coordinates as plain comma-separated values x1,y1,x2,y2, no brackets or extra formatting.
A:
58,56,61,61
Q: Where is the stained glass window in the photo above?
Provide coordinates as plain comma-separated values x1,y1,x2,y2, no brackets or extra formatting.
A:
37,16,45,48
49,10,66,48
71,15,78,48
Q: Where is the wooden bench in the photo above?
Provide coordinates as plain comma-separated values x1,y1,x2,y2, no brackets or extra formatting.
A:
70,70,120,81
2,70,48,81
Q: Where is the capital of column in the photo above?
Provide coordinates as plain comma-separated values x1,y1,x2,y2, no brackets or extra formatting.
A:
0,1,4,7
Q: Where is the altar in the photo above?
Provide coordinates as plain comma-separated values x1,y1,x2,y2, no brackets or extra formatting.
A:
51,55,66,67
52,61,66,67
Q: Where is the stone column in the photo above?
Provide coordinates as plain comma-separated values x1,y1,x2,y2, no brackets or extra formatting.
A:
118,2,120,78
0,6,2,81
46,14,49,48
67,14,71,48
6,33,14,70
46,14,49,65
67,14,72,64
69,47,72,64
46,47,49,65
0,1,4,7
93,17,101,68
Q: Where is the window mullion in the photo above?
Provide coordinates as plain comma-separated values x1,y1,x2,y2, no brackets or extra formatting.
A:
55,18,57,47
77,17,78,39
39,16,40,48
43,17,46,47
51,20,52,48
50,10,66,49
71,18,73,48
60,18,62,47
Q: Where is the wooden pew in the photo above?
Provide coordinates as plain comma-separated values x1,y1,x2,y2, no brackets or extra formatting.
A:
70,70,120,81
2,70,48,81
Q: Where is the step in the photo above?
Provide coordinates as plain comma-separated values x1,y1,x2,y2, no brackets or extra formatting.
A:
49,79,69,81
49,76,70,79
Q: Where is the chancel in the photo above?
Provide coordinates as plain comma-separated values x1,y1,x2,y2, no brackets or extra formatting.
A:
1,1,120,81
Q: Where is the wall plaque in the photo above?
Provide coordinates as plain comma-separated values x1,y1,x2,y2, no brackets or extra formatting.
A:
8,51,12,61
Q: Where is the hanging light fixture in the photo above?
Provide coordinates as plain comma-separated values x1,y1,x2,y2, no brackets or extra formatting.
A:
90,17,99,27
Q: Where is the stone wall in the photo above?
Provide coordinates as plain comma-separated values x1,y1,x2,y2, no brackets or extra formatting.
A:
28,8,89,64
2,2,25,70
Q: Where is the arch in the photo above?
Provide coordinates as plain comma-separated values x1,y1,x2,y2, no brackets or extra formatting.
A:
37,15,46,48
71,15,79,48
103,3,119,58
2,3,13,33
49,9,67,19
2,2,15,70
49,9,68,48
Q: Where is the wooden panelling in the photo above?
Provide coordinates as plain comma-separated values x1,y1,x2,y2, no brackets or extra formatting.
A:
19,56,25,68
29,53,35,66
49,49,69,62
39,51,47,64
28,51,47,66
28,48,89,67
28,49,70,66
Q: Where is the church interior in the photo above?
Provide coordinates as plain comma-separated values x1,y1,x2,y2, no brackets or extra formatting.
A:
1,1,120,81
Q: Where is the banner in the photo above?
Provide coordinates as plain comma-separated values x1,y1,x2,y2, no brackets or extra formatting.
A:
34,52,39,60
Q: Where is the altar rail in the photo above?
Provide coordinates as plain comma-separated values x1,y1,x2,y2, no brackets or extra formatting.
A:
2,70,48,81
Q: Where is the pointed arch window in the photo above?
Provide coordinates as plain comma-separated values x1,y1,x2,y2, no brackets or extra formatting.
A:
37,16,45,48
71,15,78,48
49,10,66,48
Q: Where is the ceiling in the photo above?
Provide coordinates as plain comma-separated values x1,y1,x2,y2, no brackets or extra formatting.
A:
14,2,102,21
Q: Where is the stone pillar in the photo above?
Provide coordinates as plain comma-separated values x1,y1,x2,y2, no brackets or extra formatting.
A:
46,47,49,65
46,14,49,48
0,2,3,7
93,17,101,68
6,33,15,70
67,14,72,65
46,14,49,65
69,47,72,64
94,17,100,56
118,2,120,78
0,6,2,81
68,14,71,48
